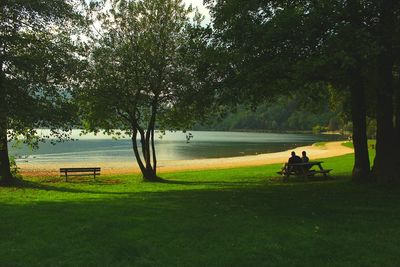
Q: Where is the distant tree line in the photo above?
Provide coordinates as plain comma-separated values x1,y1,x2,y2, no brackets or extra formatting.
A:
194,96,348,133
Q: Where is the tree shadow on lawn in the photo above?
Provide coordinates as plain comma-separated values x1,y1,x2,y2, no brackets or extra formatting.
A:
12,173,272,195
1,182,400,267
12,179,124,195
3,174,366,198
162,179,264,186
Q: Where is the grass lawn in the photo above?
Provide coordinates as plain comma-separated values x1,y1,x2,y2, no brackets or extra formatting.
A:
1,148,399,266
313,141,327,147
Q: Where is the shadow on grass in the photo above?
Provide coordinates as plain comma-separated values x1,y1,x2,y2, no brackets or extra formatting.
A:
9,175,268,195
12,179,129,195
3,173,351,199
162,179,264,186
1,181,400,266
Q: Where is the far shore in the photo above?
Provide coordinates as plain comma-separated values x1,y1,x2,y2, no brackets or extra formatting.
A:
17,141,353,177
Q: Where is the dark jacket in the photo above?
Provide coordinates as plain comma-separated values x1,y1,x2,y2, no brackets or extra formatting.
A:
288,155,302,164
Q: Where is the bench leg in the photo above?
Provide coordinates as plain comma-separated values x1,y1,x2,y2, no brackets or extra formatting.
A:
65,172,68,182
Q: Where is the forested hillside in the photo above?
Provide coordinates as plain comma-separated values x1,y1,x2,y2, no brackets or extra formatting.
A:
194,96,353,133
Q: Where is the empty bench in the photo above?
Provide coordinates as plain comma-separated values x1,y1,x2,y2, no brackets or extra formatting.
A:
60,167,101,182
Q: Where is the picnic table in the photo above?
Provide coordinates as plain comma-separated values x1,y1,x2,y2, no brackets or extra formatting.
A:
277,161,332,179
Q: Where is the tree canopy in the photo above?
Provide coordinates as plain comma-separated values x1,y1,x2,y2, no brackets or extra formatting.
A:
79,0,215,181
0,0,84,184
205,0,400,183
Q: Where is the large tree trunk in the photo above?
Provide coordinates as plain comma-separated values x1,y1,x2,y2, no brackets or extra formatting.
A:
130,129,161,182
142,100,162,182
0,120,13,185
350,69,371,182
394,69,400,180
130,103,163,182
396,79,400,175
346,0,371,182
372,50,396,182
0,51,13,185
141,131,160,182
372,0,397,183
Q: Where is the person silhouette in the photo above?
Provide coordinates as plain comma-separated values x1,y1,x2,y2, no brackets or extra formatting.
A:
301,151,309,163
286,151,302,174
288,151,302,164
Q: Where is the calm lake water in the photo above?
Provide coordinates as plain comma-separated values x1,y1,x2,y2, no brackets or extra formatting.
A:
10,131,344,163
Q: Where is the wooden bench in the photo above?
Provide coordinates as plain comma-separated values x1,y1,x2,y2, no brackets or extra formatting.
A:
277,162,332,179
60,167,101,182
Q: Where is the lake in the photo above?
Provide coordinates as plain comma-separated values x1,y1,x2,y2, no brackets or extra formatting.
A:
10,131,344,164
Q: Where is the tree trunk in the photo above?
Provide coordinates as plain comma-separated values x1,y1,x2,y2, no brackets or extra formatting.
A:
130,119,162,182
131,130,146,174
372,0,397,183
141,100,162,182
151,128,157,175
372,51,396,182
394,65,400,181
350,69,371,182
0,120,13,185
0,48,13,185
396,80,400,176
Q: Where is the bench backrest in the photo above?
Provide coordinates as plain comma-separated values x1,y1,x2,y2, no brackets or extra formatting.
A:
286,161,322,166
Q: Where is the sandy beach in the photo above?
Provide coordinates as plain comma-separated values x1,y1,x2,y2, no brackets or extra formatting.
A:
17,141,353,177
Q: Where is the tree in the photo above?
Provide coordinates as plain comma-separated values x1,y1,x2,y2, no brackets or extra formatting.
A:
80,0,214,181
205,0,394,182
371,0,399,182
0,0,84,185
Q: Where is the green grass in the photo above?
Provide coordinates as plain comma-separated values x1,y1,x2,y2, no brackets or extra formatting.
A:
342,140,376,149
1,149,399,267
313,142,327,147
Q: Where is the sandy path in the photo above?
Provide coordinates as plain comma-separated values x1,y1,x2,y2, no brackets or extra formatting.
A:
17,141,353,177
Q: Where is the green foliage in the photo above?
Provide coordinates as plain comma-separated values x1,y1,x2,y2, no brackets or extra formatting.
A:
80,0,214,135
205,0,384,100
195,96,339,132
8,156,19,177
0,0,84,142
0,0,85,182
205,0,400,180
312,125,328,134
80,0,216,179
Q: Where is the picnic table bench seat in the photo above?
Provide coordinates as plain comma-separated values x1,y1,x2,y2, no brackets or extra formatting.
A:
277,161,332,179
60,167,101,181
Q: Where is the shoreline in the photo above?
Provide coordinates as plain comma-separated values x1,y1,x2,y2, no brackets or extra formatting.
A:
17,141,353,177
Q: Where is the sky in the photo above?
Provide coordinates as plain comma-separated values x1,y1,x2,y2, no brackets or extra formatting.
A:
88,0,211,27
184,0,210,20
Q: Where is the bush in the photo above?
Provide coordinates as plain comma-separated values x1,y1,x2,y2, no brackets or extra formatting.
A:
9,156,20,176
312,124,328,134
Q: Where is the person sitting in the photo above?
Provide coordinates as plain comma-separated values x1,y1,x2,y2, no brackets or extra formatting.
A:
287,151,302,174
301,151,312,172
301,151,309,163
288,151,302,164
